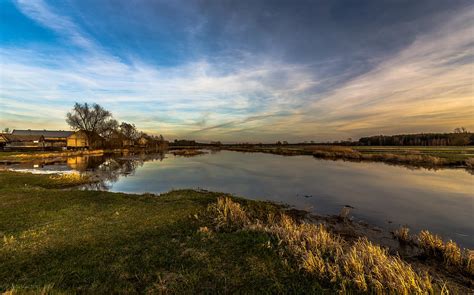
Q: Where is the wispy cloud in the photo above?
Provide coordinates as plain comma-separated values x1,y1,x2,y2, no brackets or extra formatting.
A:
1,1,473,142
14,0,98,51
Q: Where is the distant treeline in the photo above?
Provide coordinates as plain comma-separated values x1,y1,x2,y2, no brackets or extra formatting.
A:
171,132,474,147
358,132,473,146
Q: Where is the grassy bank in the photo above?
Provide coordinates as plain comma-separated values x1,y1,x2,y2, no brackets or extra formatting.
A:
0,147,167,164
222,145,474,169
0,171,472,293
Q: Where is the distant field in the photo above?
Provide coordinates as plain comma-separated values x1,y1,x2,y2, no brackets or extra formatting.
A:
351,146,474,162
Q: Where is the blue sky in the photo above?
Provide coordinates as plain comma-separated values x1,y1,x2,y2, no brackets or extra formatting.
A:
0,0,473,142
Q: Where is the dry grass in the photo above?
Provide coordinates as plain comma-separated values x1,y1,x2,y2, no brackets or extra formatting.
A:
417,230,473,275
343,238,432,293
465,250,474,275
394,226,411,243
465,158,474,169
418,230,447,256
210,197,435,294
309,146,363,160
209,196,249,231
13,149,105,159
307,146,448,166
49,172,90,186
363,153,447,166
170,149,207,157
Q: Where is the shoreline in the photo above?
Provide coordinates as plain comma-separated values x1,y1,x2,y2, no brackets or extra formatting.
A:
218,145,474,170
1,145,473,170
0,170,472,293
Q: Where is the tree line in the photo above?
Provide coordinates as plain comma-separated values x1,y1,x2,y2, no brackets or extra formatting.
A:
358,130,473,146
66,102,165,148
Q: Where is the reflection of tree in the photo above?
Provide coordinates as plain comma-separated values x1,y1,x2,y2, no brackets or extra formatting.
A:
79,152,165,190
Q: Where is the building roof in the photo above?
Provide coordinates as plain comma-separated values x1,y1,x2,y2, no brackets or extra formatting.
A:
12,129,74,138
1,134,44,142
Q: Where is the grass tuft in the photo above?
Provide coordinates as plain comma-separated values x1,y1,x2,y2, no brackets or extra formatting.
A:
211,197,435,293
418,230,445,256
393,226,411,243
417,230,473,275
209,196,249,231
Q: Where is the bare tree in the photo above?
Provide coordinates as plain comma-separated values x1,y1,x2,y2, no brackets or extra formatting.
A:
66,102,116,138
100,119,119,139
454,127,468,133
120,122,139,140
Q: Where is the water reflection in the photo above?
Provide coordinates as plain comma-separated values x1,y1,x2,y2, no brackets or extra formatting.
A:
82,152,166,190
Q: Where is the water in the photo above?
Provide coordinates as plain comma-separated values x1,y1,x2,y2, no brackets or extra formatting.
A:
4,150,474,247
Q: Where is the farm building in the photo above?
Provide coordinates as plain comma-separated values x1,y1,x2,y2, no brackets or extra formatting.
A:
0,134,45,150
138,136,148,147
67,131,103,149
12,129,74,148
106,131,135,148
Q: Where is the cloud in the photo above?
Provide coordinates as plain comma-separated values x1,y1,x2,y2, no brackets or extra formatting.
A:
1,1,473,142
14,0,98,51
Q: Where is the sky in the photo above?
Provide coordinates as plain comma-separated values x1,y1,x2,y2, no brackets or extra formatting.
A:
0,0,473,142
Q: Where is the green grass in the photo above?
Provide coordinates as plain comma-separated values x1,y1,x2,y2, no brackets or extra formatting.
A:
0,171,324,294
1,171,472,294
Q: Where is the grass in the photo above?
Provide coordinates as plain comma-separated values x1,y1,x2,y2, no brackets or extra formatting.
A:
393,226,411,243
417,230,473,275
0,171,472,293
211,197,434,294
169,149,207,157
0,171,324,293
393,226,473,276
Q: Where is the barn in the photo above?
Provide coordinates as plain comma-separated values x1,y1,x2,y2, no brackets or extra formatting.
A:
11,129,74,148
67,131,103,149
0,134,45,150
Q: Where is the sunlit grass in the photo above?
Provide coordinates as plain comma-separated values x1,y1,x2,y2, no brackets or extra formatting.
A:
393,226,411,243
393,226,473,276
211,197,435,293
48,172,90,186
417,230,473,275
1,170,471,293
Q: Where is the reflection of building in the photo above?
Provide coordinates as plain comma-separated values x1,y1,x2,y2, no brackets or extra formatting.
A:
0,134,45,150
12,129,73,148
67,131,89,148
67,156,88,171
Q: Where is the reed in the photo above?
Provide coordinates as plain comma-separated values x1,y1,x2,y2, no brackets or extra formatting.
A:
393,226,411,243
210,197,434,293
417,230,473,275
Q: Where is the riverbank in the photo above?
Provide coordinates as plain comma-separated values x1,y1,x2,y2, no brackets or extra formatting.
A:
0,171,472,293
219,145,474,169
0,148,165,164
